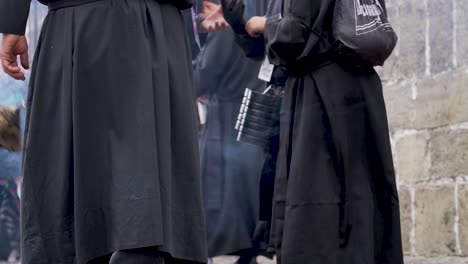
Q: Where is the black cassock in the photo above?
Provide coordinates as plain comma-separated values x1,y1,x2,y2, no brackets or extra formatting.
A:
0,0,207,263
265,0,404,263
193,29,266,258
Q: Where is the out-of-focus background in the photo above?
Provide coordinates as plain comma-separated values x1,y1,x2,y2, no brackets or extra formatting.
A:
0,2,47,262
0,0,467,263
0,2,46,176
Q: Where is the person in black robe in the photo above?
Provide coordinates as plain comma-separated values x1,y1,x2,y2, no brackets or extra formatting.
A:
216,0,287,250
0,0,207,263
245,0,405,263
193,2,268,263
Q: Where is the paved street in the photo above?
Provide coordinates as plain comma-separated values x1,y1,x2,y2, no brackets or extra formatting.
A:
2,257,468,264
211,256,468,264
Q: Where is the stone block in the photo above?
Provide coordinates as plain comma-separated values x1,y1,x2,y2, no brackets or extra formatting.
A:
430,129,468,179
377,53,400,83
415,186,456,256
458,184,468,255
428,0,454,73
398,0,426,78
384,68,468,131
457,0,468,66
395,133,430,184
382,81,415,130
412,68,468,129
399,189,413,255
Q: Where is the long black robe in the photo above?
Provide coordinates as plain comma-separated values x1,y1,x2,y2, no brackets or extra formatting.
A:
265,0,404,263
0,0,207,263
194,29,266,258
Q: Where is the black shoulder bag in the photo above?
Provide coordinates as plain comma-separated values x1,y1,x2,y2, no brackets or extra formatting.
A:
333,0,398,66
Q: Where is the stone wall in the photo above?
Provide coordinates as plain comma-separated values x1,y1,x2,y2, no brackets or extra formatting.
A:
379,0,468,257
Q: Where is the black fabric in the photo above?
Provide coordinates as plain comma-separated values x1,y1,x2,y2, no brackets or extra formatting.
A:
42,0,194,9
332,0,398,66
0,0,193,34
220,0,247,35
182,9,201,60
229,0,268,59
265,0,404,263
46,0,102,10
110,249,165,264
20,0,207,263
87,248,203,264
194,29,265,257
0,0,30,35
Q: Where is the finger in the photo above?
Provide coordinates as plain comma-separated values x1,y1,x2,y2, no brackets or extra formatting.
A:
5,70,25,81
1,58,21,74
2,63,21,73
4,66,22,75
2,63,23,79
200,24,209,33
205,23,213,32
20,52,29,70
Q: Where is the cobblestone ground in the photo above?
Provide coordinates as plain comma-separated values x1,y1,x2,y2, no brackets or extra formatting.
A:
2,257,468,264
212,256,468,264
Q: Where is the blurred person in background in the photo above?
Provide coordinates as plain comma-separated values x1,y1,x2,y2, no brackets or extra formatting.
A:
0,105,22,263
0,0,207,263
193,1,270,263
203,0,289,255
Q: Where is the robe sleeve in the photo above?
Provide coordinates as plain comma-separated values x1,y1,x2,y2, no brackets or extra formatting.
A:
234,35,265,60
0,0,31,35
265,0,334,67
174,0,193,9
156,0,193,10
229,0,272,60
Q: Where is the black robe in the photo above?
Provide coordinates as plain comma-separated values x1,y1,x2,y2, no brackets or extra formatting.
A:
265,0,404,263
193,29,266,257
0,0,207,263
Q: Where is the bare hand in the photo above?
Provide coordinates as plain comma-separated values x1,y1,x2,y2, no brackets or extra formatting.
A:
0,34,29,81
245,16,267,37
198,1,220,19
200,5,230,32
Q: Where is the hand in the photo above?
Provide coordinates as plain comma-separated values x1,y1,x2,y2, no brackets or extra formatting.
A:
245,16,267,37
200,5,230,32
198,1,220,18
0,34,29,81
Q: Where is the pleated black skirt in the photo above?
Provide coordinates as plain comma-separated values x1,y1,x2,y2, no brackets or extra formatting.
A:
21,1,207,263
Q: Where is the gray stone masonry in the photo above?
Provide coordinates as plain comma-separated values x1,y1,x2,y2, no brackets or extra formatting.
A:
380,0,468,258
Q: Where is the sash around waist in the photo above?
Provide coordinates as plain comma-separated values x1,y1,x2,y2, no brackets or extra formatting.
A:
47,0,193,10
47,0,102,10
